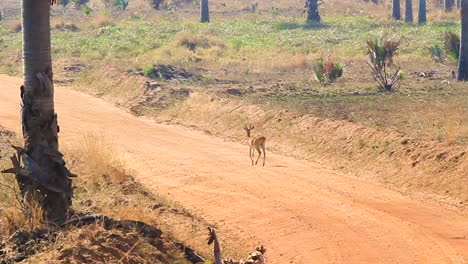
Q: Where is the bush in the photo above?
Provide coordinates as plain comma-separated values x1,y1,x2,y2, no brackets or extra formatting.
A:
313,57,344,85
444,31,460,61
72,0,89,7
114,0,129,10
60,0,71,6
149,0,164,9
82,4,93,15
429,44,444,63
143,64,155,78
366,36,403,92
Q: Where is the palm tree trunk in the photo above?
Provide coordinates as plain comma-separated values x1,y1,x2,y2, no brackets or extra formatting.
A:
445,0,455,11
418,0,427,24
458,0,468,80
306,0,321,23
200,0,210,23
406,0,414,22
21,0,73,224
393,0,402,20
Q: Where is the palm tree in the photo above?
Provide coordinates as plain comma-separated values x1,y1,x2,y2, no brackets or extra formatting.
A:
393,0,402,20
306,0,321,23
458,0,468,80
406,0,414,23
200,0,210,23
418,0,427,24
17,0,73,224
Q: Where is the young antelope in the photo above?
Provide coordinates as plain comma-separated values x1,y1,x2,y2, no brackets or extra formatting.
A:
243,124,266,166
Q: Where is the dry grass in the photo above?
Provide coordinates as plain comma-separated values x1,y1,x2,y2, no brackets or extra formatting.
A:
88,13,115,28
67,132,131,184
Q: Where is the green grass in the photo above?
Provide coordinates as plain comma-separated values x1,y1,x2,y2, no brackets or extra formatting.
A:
0,15,461,71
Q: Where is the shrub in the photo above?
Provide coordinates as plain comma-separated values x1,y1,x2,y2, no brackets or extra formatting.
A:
429,44,444,63
366,36,403,92
149,0,164,9
72,0,89,7
114,0,130,10
313,57,344,85
143,64,155,78
444,31,460,61
251,3,258,12
82,4,93,15
60,0,71,6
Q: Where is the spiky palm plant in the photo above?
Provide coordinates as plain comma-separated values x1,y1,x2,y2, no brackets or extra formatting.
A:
366,36,403,92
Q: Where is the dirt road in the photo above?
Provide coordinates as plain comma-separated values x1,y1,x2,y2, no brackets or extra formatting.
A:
0,75,467,264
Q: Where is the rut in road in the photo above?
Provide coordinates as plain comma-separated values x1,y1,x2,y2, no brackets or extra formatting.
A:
0,75,466,264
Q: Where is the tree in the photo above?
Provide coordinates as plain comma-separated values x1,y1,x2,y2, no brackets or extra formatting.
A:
393,0,402,20
445,0,455,11
306,0,321,23
458,0,468,80
200,0,210,23
418,0,427,24
3,0,74,224
405,0,414,23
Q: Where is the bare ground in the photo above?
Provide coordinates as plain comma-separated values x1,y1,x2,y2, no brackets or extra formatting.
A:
0,75,467,264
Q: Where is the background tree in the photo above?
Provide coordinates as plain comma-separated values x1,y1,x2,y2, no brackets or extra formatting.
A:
458,0,468,80
445,0,454,11
200,0,210,23
306,0,321,23
406,0,414,22
393,0,402,20
2,0,74,224
418,0,427,24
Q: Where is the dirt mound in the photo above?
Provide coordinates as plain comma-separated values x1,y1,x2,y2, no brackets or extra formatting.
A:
0,229,55,263
0,216,187,264
140,65,202,82
130,81,191,115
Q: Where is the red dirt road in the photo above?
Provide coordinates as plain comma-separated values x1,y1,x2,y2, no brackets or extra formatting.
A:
0,75,467,264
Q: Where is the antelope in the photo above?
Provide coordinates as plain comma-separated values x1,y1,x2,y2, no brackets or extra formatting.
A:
243,124,266,166
208,227,223,264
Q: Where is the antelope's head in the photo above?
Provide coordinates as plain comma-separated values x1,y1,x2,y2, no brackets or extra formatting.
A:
207,227,217,245
243,124,255,137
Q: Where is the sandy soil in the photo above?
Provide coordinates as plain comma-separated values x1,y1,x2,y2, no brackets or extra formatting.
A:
0,75,466,264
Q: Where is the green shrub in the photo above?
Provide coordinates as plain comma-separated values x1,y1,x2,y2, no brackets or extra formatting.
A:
114,0,129,10
313,58,344,85
444,31,460,61
143,64,155,78
82,4,93,15
366,35,403,92
60,0,71,6
72,0,89,7
429,44,444,62
149,0,163,9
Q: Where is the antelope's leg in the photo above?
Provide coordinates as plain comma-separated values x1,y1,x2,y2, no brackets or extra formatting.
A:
255,146,262,165
249,146,254,165
262,144,266,166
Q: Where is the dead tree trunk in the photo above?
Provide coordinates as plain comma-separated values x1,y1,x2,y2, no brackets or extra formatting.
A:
200,0,210,23
306,0,321,23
